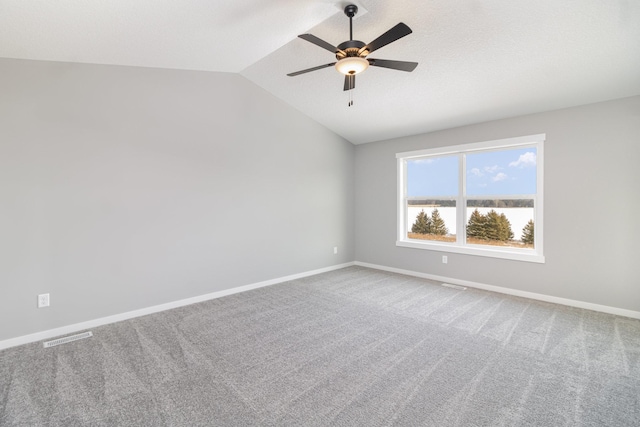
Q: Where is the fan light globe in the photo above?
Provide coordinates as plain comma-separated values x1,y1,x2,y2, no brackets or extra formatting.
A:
335,57,369,75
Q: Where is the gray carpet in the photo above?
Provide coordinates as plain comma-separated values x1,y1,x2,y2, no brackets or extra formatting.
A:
1,266,639,426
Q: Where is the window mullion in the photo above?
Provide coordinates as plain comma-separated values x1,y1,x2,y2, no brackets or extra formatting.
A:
403,159,408,238
398,158,407,240
457,153,466,245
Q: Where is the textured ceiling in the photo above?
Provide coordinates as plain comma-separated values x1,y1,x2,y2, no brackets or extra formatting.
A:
0,0,341,72
2,0,640,144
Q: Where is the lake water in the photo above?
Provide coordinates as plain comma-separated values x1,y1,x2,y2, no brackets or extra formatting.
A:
407,206,534,238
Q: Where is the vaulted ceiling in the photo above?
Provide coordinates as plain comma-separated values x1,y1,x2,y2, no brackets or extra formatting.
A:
2,0,639,144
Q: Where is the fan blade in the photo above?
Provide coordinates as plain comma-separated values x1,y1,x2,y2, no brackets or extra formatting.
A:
343,74,355,91
360,23,412,55
287,63,336,77
368,58,418,72
298,34,345,55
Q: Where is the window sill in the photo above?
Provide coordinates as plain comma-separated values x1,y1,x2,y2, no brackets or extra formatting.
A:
396,239,545,264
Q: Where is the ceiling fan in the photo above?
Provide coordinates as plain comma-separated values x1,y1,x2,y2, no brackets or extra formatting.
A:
287,4,418,106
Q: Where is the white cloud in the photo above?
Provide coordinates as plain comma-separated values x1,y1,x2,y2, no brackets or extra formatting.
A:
469,167,483,177
509,152,536,168
492,172,508,182
484,165,500,173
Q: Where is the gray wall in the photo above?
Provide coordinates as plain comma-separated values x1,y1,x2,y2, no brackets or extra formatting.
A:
0,59,355,342
355,96,640,312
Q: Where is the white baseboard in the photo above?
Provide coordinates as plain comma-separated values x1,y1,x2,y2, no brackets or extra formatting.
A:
0,262,355,351
354,261,640,320
5,260,636,351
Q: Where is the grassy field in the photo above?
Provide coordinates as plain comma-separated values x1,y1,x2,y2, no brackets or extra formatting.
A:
407,233,455,242
407,233,534,249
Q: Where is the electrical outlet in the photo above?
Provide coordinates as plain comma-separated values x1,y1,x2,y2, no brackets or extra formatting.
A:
442,255,448,264
333,246,338,254
38,293,50,308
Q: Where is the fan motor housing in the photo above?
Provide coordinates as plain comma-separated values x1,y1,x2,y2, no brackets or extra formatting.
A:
336,40,367,59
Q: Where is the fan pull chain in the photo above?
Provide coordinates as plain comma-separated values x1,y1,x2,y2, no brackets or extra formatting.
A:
348,89,353,107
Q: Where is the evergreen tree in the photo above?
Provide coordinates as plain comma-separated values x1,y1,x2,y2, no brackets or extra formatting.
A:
521,219,534,244
498,213,514,241
411,210,432,234
466,209,487,239
467,209,514,242
485,210,501,241
430,209,448,235
484,210,514,241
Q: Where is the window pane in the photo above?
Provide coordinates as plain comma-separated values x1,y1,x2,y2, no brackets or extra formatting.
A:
407,155,458,197
466,200,535,248
407,201,456,243
466,148,537,196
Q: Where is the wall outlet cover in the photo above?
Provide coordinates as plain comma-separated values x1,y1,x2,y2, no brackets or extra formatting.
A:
38,293,50,308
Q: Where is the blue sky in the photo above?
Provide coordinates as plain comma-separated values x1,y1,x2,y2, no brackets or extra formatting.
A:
407,147,537,197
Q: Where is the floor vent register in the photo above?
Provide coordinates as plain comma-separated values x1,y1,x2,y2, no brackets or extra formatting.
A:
43,331,93,348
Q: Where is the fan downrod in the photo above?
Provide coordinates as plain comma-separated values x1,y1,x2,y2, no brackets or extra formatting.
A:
344,5,358,40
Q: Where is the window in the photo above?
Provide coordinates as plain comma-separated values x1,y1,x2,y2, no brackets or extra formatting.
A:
397,134,544,263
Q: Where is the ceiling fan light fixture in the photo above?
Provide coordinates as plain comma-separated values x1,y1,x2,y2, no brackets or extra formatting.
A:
335,57,369,75
288,4,417,100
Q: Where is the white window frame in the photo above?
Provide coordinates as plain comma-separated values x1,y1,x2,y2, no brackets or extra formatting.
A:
397,134,545,263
